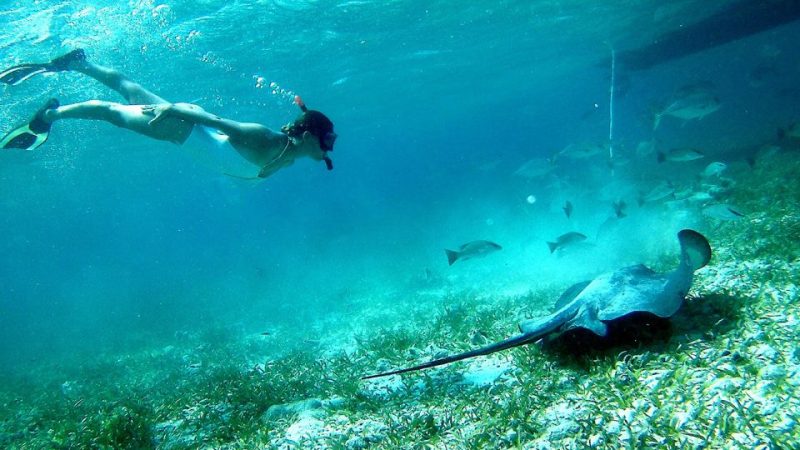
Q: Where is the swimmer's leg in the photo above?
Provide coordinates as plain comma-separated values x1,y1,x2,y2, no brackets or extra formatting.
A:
40,100,191,144
2,99,140,151
66,53,169,105
0,48,168,105
43,100,131,125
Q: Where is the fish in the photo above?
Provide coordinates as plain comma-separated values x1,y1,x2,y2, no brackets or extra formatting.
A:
563,201,573,219
686,191,714,204
556,142,606,160
653,86,720,130
702,204,745,221
657,148,705,163
612,200,627,218
445,240,502,266
514,157,554,179
547,232,587,254
607,153,632,170
700,162,727,178
635,140,656,158
639,181,675,205
363,230,712,379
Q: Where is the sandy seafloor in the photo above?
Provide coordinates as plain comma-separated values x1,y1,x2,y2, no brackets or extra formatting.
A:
1,146,798,449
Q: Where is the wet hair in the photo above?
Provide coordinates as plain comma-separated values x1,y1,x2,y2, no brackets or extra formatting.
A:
282,110,336,151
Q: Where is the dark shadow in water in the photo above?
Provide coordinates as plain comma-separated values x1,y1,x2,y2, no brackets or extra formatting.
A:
616,0,800,71
538,293,747,369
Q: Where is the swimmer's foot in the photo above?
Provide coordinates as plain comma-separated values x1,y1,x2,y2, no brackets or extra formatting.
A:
47,49,87,71
0,98,59,151
0,49,85,86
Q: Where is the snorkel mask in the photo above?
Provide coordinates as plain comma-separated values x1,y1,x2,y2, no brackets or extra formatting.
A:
284,95,336,171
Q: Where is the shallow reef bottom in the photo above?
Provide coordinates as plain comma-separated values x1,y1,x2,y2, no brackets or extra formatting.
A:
1,151,799,449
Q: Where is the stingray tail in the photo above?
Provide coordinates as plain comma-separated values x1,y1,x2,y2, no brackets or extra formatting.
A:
362,332,543,380
677,229,711,271
362,284,586,380
363,302,580,380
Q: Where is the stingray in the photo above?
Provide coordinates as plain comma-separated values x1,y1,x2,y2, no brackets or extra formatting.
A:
363,229,711,380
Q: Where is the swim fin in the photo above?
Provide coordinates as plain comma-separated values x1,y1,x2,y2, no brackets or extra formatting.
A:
0,64,49,86
0,49,85,86
1,99,59,151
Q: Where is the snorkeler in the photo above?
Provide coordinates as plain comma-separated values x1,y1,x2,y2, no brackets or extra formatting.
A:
0,49,337,178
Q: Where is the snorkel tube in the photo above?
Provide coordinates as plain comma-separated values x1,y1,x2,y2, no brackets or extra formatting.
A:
293,95,334,171
294,95,308,112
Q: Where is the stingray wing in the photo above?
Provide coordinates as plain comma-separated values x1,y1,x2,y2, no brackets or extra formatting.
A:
553,280,592,311
564,305,608,336
594,264,681,321
526,277,611,337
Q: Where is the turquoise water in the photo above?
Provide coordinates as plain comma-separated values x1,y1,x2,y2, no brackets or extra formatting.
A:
1,1,799,448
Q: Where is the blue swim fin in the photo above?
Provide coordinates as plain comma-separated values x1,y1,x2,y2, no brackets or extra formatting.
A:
1,99,59,151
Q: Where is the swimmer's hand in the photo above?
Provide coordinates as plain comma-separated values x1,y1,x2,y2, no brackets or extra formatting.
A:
143,104,174,126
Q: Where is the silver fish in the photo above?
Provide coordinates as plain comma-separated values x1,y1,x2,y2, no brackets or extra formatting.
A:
547,232,587,253
635,140,656,158
701,162,727,178
445,240,502,266
639,181,675,205
686,191,714,204
657,148,705,163
654,87,720,130
514,157,554,179
557,142,606,160
702,204,745,221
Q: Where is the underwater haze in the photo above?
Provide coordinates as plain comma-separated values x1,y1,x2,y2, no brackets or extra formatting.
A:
1,1,799,448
